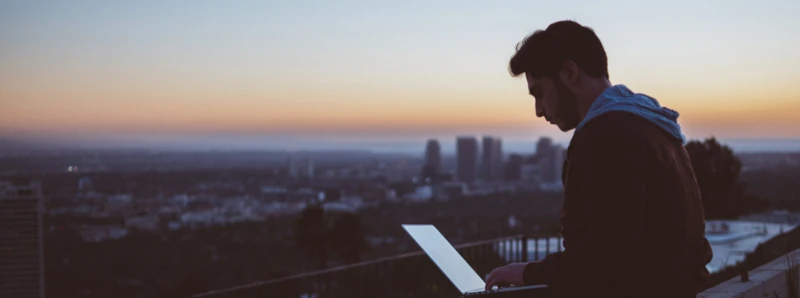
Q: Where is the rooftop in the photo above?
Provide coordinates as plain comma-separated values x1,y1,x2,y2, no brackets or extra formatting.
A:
193,220,800,298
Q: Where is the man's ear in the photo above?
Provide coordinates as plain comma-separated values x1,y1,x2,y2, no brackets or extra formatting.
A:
559,60,580,86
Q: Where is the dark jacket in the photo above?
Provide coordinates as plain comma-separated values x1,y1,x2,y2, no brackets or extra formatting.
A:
522,111,713,297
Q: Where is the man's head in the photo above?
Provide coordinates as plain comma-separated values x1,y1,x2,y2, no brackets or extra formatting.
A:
509,20,609,131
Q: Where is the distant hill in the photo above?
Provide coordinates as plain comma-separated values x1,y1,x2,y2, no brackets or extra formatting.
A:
0,138,46,151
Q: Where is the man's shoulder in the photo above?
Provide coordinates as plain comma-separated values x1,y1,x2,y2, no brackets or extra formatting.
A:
568,111,672,162
574,111,654,143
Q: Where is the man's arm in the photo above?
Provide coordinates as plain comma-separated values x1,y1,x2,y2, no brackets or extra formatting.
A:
523,114,649,290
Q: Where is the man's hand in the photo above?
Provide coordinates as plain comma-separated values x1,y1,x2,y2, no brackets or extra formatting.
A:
485,262,527,291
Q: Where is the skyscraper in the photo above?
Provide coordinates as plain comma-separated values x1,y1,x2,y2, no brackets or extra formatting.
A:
553,145,565,182
536,137,554,161
456,137,478,184
481,136,504,181
421,139,442,184
492,140,503,180
536,137,564,183
424,139,441,171
0,181,44,298
504,154,525,181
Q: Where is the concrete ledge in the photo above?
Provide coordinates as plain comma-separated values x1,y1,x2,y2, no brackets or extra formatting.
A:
698,248,800,298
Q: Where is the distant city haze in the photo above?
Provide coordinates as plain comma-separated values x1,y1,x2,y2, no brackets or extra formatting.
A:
5,134,800,155
1,1,799,150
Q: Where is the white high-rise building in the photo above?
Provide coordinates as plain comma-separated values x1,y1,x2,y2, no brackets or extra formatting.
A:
0,180,45,298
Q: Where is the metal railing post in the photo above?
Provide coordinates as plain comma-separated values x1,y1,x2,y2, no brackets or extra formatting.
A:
545,237,550,256
522,235,528,262
505,239,511,261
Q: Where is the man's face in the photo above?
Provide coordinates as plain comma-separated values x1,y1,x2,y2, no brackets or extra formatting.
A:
525,73,580,132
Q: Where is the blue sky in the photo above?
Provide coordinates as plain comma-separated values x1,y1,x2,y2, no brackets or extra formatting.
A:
1,0,799,151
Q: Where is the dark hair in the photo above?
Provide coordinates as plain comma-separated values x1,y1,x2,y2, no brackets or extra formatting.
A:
509,20,609,79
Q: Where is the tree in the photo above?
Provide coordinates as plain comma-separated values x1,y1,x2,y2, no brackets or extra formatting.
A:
329,212,367,263
294,204,330,269
294,204,369,268
158,271,212,298
45,224,84,298
685,137,768,219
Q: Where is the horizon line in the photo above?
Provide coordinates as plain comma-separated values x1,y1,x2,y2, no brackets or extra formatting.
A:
3,136,800,155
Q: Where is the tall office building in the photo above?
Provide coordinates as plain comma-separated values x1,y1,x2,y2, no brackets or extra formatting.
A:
424,139,441,171
481,136,503,181
493,140,503,180
536,137,564,183
456,137,479,184
504,154,525,181
553,145,565,182
421,139,442,184
536,137,554,160
0,181,45,298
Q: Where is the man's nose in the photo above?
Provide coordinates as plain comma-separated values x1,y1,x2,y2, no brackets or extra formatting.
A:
535,101,545,118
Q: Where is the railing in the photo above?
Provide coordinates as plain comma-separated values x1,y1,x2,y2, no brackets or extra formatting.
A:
698,249,800,298
193,234,563,298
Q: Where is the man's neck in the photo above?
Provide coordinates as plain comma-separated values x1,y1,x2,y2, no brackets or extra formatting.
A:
576,78,612,121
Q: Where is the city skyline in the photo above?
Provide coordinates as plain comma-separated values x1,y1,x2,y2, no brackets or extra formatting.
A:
2,1,800,148
5,133,800,154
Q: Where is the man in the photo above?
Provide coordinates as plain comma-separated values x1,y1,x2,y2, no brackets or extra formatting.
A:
484,21,713,297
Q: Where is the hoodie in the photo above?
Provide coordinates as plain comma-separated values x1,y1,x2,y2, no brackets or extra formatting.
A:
575,84,686,143
521,85,712,297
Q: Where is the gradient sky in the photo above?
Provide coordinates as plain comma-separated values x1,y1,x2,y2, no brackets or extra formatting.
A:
1,0,799,150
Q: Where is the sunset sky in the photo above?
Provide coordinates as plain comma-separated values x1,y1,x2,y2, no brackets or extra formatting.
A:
1,1,799,151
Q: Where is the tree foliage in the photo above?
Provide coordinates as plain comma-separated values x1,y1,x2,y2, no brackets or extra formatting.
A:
329,212,367,263
294,204,368,269
294,204,330,269
685,137,768,219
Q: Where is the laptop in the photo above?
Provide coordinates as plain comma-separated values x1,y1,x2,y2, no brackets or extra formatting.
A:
402,224,548,297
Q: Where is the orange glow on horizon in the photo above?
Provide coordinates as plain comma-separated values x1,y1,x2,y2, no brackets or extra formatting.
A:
2,87,798,139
